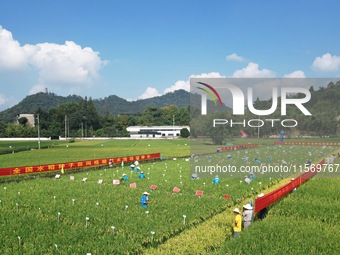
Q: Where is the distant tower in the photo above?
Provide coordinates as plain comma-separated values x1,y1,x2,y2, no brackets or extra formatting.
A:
45,87,48,94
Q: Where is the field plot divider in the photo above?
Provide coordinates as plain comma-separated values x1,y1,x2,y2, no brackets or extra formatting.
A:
254,159,325,214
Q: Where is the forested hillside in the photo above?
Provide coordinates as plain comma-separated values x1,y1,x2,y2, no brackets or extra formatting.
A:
0,90,190,123
0,80,339,139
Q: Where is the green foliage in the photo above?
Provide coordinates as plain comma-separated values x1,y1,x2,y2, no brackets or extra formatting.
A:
180,128,190,138
91,90,190,117
0,93,82,123
193,111,235,145
0,94,190,138
17,117,28,127
2,124,37,138
0,90,190,123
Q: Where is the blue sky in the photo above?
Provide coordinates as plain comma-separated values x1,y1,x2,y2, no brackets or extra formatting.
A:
1,0,340,111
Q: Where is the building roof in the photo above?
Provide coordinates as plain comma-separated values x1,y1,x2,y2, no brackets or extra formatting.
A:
126,126,190,131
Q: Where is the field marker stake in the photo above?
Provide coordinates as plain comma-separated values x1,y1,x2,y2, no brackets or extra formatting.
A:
150,231,155,243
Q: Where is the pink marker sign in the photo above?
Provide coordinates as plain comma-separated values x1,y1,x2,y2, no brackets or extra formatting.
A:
195,190,203,196
173,187,180,193
113,180,120,185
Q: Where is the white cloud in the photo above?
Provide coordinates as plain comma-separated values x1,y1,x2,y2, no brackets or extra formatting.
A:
0,26,106,95
190,72,225,79
226,53,245,62
0,94,6,105
0,26,28,70
164,80,189,94
232,62,275,78
137,72,225,100
28,85,47,95
29,41,103,85
138,87,161,100
163,72,225,94
0,93,17,111
283,70,306,78
312,53,340,72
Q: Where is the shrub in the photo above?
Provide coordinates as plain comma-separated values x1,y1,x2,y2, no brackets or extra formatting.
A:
180,128,190,138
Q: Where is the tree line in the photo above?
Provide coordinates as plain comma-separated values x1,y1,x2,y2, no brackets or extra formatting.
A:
0,97,190,138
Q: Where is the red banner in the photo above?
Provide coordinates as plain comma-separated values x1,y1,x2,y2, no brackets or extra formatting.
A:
0,153,161,177
218,144,258,151
254,159,325,214
274,141,340,146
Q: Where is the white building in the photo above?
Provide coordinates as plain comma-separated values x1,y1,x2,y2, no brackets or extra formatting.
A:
126,126,190,138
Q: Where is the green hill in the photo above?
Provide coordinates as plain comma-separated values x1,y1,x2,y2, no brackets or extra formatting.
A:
0,90,191,123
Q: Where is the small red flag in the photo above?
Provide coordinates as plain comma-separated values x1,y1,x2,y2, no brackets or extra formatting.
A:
223,194,231,199
130,183,136,188
150,185,157,190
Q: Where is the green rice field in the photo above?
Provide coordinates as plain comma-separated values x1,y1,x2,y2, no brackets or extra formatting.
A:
0,138,339,254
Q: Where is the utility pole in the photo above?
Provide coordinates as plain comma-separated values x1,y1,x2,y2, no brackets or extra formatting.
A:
65,115,67,140
83,116,87,138
173,115,175,138
81,122,84,139
37,114,41,149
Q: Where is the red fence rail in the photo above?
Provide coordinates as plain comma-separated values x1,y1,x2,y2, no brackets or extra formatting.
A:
0,152,161,177
218,144,258,151
274,141,340,146
254,159,325,214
